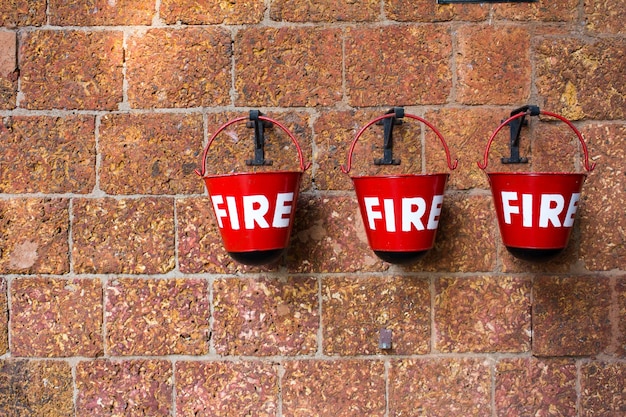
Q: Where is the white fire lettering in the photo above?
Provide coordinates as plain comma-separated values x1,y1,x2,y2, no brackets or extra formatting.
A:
363,196,444,232
211,192,294,230
500,191,580,228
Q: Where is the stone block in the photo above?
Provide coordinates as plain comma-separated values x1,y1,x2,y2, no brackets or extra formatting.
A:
385,0,489,22
282,360,386,417
99,113,204,195
535,38,626,120
389,358,492,415
176,361,279,416
213,276,318,356
0,198,69,274
0,0,46,27
72,198,175,274
0,115,95,193
271,0,379,22
106,278,209,356
322,275,430,355
20,30,123,110
493,0,578,22
584,0,625,34
618,278,626,358
127,27,231,109
0,30,17,110
76,360,172,417
435,276,531,353
0,278,6,354
235,27,342,107
533,276,612,356
580,361,626,416
495,357,577,416
11,277,103,357
49,0,154,25
345,25,452,106
456,25,531,105
161,0,264,24
0,360,73,416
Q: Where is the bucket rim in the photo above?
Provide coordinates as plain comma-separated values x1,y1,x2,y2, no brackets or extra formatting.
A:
350,172,450,180
486,171,588,177
202,170,303,180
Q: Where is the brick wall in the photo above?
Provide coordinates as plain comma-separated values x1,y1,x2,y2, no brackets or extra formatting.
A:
0,0,624,415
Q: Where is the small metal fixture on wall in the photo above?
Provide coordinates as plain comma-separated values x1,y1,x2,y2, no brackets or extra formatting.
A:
438,0,536,3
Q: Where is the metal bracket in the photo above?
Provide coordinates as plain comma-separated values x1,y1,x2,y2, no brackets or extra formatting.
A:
245,109,274,166
501,104,539,164
374,107,404,166
379,328,392,350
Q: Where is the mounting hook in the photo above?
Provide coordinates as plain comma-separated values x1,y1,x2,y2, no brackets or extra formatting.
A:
501,105,540,164
246,109,274,166
374,107,404,166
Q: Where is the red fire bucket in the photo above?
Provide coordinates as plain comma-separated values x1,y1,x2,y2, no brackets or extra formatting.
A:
478,108,596,261
195,113,309,265
342,110,458,264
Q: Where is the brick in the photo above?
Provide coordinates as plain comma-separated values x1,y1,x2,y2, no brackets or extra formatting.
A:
580,361,626,416
0,198,69,274
618,278,626,357
385,0,489,22
323,275,430,355
235,27,342,107
99,113,204,195
287,194,387,273
0,30,17,109
0,278,6,355
493,0,578,22
456,25,531,105
389,358,492,416
49,0,154,25
11,278,103,357
579,123,626,271
213,276,318,356
435,276,531,353
20,30,123,110
0,115,96,193
161,0,264,24
345,25,452,106
535,38,626,120
0,360,73,416
106,278,209,356
72,198,175,274
495,358,577,416
127,28,231,109
533,276,612,356
584,0,626,34
176,361,279,416
76,360,172,417
0,0,46,27
271,0,379,22
282,360,386,417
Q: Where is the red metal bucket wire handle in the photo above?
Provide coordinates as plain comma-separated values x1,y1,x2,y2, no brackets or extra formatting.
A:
341,113,458,174
477,110,596,172
195,115,310,177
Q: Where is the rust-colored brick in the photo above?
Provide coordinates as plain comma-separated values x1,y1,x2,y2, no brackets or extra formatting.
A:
0,30,17,109
0,278,6,354
161,0,264,24
271,0,380,22
385,0,489,22
0,0,46,27
49,0,154,25
20,30,123,110
580,361,626,416
493,0,578,21
617,278,626,358
584,0,626,34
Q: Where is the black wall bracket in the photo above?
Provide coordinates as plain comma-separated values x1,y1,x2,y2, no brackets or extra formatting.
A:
374,107,404,166
501,104,540,164
246,109,274,166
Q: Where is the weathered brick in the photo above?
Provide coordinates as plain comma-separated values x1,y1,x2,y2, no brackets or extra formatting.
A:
213,276,318,356
389,358,492,415
0,278,6,355
0,115,95,193
49,0,154,25
584,0,625,34
0,360,73,417
0,0,46,27
618,278,626,358
385,0,489,22
127,28,231,109
0,198,69,274
76,360,172,417
579,123,626,271
533,276,612,356
11,278,102,357
323,275,430,355
435,276,531,353
282,360,386,417
106,278,209,356
72,198,175,274
580,361,626,416
345,25,452,106
176,361,279,416
535,38,626,120
495,357,577,416
456,25,531,105
161,0,264,24
493,0,578,22
20,30,123,110
271,0,379,22
99,113,203,195
0,30,17,109
235,27,342,107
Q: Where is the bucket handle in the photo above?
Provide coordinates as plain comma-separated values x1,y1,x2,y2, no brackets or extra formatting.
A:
477,109,596,172
195,114,310,177
341,112,458,174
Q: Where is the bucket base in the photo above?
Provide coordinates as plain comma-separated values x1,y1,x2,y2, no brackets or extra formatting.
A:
505,246,564,262
374,250,429,264
228,249,284,266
